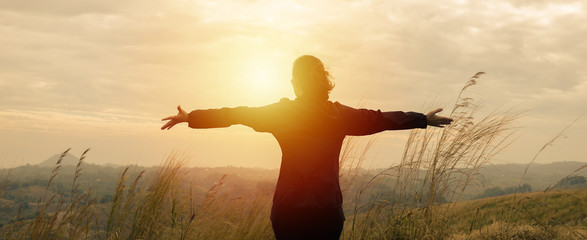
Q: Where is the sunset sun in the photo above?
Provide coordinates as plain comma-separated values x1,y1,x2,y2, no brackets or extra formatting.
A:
2,0,587,239
247,60,278,92
234,56,291,103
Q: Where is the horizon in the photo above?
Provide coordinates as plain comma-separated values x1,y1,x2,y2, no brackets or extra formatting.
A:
3,150,585,170
1,0,586,169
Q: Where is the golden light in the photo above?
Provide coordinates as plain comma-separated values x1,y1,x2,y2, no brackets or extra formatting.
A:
235,56,292,104
246,58,279,93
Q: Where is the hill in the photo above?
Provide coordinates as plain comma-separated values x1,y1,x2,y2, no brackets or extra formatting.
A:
447,188,587,234
461,161,587,200
479,161,587,190
37,152,81,168
2,157,586,239
2,155,586,203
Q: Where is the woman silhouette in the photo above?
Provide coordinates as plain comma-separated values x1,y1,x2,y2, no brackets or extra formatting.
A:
161,55,452,240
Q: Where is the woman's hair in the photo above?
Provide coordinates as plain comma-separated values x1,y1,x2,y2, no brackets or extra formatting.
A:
292,55,334,101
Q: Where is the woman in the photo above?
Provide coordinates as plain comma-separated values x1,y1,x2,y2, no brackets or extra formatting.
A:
161,55,452,239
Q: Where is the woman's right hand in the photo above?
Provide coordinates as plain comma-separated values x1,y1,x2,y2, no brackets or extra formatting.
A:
161,105,188,130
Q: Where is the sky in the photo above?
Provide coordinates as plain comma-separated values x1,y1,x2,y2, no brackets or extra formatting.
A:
0,0,586,169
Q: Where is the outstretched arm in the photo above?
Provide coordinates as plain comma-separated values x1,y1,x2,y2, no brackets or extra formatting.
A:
338,103,428,136
161,105,188,130
426,108,453,128
339,104,454,136
161,102,282,131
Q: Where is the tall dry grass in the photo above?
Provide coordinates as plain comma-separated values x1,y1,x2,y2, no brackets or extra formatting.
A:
2,72,586,239
476,117,587,240
1,148,97,240
446,189,587,240
341,72,521,239
104,153,274,240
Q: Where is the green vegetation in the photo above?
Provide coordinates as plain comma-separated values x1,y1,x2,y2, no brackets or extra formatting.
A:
2,153,586,239
1,73,586,239
554,176,587,190
475,183,532,199
448,189,587,239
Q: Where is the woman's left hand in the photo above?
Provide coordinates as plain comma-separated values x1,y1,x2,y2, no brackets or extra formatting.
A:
426,108,453,128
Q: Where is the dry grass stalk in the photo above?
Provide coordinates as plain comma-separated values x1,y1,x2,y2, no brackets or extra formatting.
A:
3,72,587,239
343,72,520,239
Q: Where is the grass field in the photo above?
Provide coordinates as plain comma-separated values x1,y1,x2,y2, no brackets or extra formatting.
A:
2,155,585,240
1,73,586,239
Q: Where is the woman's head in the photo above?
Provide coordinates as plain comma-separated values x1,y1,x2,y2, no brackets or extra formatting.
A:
291,55,334,101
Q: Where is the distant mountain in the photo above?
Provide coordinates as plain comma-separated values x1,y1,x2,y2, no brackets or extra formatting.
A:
37,152,81,168
102,163,124,168
478,161,587,188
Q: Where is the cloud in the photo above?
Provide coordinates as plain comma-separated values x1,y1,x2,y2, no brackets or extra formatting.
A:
1,0,586,166
0,0,120,16
2,1,584,87
0,108,157,134
1,0,584,112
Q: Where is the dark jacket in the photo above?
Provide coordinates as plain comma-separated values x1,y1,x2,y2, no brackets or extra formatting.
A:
187,97,427,214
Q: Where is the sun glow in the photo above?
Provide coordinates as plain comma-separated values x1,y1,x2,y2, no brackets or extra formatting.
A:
247,59,278,92
235,56,292,104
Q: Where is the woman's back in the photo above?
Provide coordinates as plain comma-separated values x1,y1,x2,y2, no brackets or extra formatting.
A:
160,55,452,240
